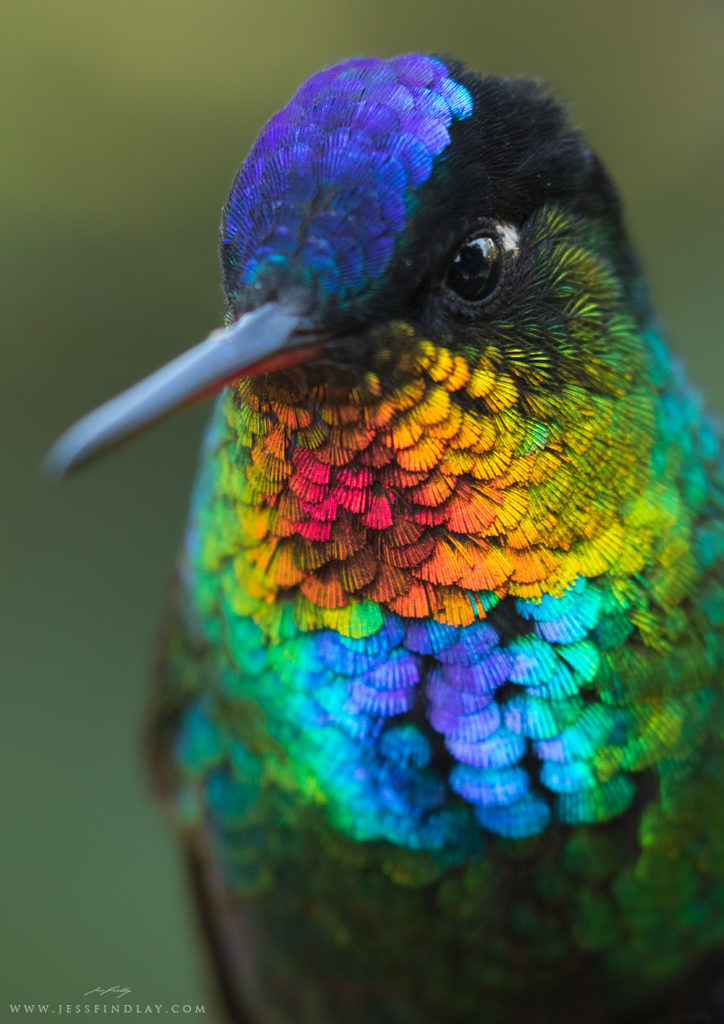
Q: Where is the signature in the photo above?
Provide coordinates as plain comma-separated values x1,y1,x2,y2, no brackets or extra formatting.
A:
83,987,131,1000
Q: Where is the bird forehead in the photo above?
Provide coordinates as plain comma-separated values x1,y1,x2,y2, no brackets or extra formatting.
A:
221,55,473,298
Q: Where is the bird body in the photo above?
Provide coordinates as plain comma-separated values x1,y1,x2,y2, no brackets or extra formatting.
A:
51,54,724,1023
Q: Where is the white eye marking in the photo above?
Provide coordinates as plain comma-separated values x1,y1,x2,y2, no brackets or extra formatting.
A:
497,222,520,257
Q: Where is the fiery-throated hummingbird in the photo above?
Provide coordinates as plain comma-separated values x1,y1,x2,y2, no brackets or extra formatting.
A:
48,54,724,1023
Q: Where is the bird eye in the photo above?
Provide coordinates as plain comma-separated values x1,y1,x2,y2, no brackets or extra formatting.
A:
445,234,502,304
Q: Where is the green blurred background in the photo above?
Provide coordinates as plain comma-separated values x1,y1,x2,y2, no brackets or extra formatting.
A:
3,0,723,1017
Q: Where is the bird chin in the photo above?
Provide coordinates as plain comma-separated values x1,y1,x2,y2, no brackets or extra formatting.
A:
234,335,327,380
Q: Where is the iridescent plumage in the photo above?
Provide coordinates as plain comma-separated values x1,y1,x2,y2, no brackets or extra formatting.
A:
53,53,724,1023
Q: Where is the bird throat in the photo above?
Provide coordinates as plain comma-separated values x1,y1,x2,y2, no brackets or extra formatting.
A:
204,317,659,636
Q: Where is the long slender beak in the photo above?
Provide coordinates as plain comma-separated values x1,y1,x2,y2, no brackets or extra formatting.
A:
44,303,319,476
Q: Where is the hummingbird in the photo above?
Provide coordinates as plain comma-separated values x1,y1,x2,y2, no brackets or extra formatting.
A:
47,54,724,1023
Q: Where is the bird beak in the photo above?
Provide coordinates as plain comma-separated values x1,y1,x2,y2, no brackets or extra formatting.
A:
44,303,320,476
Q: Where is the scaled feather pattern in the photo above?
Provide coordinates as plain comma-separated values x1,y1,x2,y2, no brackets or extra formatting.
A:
222,56,472,300
153,53,724,1023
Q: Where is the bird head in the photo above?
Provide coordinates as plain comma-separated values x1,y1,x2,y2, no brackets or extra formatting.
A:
46,53,651,480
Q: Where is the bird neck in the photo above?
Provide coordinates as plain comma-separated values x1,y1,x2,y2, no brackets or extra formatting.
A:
186,319,700,644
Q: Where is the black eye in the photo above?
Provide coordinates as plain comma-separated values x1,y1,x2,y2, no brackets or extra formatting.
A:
445,235,502,303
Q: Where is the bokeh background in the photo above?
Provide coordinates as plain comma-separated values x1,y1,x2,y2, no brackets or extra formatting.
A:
3,0,724,1017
